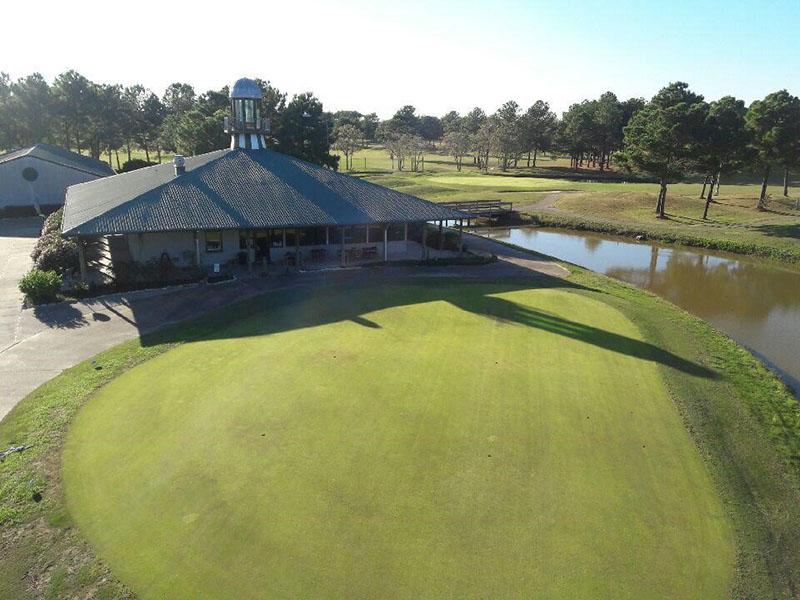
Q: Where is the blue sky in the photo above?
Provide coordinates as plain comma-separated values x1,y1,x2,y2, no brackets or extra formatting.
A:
3,0,798,117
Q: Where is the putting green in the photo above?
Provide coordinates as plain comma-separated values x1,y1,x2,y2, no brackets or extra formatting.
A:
63,283,734,599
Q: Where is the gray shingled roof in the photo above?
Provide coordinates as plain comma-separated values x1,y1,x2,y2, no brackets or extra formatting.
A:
61,149,468,236
0,143,116,177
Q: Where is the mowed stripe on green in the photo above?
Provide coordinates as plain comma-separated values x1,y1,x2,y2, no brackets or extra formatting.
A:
63,283,734,599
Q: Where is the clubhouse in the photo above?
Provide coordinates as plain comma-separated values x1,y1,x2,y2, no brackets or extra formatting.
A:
61,78,468,278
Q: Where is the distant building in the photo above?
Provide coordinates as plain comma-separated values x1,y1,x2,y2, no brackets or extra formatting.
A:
61,78,467,278
0,143,115,217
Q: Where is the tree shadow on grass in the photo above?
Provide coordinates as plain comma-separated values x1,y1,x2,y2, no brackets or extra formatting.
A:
140,274,715,379
752,223,800,240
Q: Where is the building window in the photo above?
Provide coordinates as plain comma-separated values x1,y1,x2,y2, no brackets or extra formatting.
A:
344,226,367,244
299,227,327,246
22,167,38,182
329,227,342,245
387,224,405,241
205,231,223,253
284,229,296,248
267,229,284,248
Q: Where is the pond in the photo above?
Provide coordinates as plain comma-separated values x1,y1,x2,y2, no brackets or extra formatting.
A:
479,227,800,395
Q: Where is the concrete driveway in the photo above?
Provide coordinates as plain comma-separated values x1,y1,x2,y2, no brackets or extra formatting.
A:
0,218,42,353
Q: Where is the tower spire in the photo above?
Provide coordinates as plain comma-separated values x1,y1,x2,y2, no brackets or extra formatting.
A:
224,78,269,150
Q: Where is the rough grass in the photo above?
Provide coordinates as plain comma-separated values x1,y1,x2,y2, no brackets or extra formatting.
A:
62,282,734,599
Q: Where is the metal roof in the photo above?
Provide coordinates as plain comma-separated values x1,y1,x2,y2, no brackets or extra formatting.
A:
230,78,262,99
0,143,116,177
61,149,469,236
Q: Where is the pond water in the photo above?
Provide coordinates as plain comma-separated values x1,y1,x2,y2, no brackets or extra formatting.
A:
479,227,800,394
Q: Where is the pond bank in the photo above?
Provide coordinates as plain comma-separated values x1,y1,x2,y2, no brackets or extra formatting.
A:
513,209,800,265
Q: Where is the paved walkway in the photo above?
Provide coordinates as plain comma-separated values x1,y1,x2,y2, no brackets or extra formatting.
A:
0,229,566,422
0,218,43,353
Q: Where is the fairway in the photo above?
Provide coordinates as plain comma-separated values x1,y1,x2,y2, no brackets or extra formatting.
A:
63,282,734,599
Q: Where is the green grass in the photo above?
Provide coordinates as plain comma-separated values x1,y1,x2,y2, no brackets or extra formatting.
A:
2,269,800,598
61,282,734,599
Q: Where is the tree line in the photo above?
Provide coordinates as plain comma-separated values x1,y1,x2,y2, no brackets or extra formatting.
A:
0,71,338,170
2,72,799,217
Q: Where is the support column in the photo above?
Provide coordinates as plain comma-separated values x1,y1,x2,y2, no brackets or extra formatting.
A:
77,238,88,283
295,231,300,271
248,231,254,274
421,223,427,261
458,219,464,257
340,227,346,266
438,220,444,250
194,231,201,266
383,225,388,261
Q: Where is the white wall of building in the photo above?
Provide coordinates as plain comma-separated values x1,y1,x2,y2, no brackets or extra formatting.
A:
0,156,103,211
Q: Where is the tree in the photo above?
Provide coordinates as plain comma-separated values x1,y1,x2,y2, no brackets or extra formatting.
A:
462,107,486,135
491,101,523,171
472,119,495,171
592,92,624,172
440,111,462,135
332,123,362,170
0,72,12,149
8,73,52,147
520,100,556,167
175,108,227,155
746,90,800,208
86,84,123,164
387,105,420,136
618,82,707,218
560,100,595,169
52,70,93,152
442,130,471,171
418,115,443,141
275,92,338,169
695,96,750,218
361,113,379,141
162,83,196,115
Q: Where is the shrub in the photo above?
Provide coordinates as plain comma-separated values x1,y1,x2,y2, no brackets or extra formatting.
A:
33,236,79,274
18,269,62,304
41,208,64,236
120,159,155,173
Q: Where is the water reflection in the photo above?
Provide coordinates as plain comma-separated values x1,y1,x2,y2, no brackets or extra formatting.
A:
482,227,800,393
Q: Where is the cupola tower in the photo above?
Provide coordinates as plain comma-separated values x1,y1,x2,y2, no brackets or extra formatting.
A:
225,77,269,150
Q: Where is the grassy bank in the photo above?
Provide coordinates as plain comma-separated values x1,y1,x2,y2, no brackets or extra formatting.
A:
522,190,800,264
0,268,799,597
521,210,800,264
356,166,799,265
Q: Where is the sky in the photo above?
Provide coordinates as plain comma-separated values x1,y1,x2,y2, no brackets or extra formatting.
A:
4,0,799,118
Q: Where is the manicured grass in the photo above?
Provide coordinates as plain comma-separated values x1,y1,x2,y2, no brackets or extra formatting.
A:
62,282,734,599
2,269,800,599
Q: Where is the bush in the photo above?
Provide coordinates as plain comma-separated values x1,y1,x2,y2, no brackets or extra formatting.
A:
41,208,64,236
18,269,62,304
120,159,155,173
34,236,79,274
